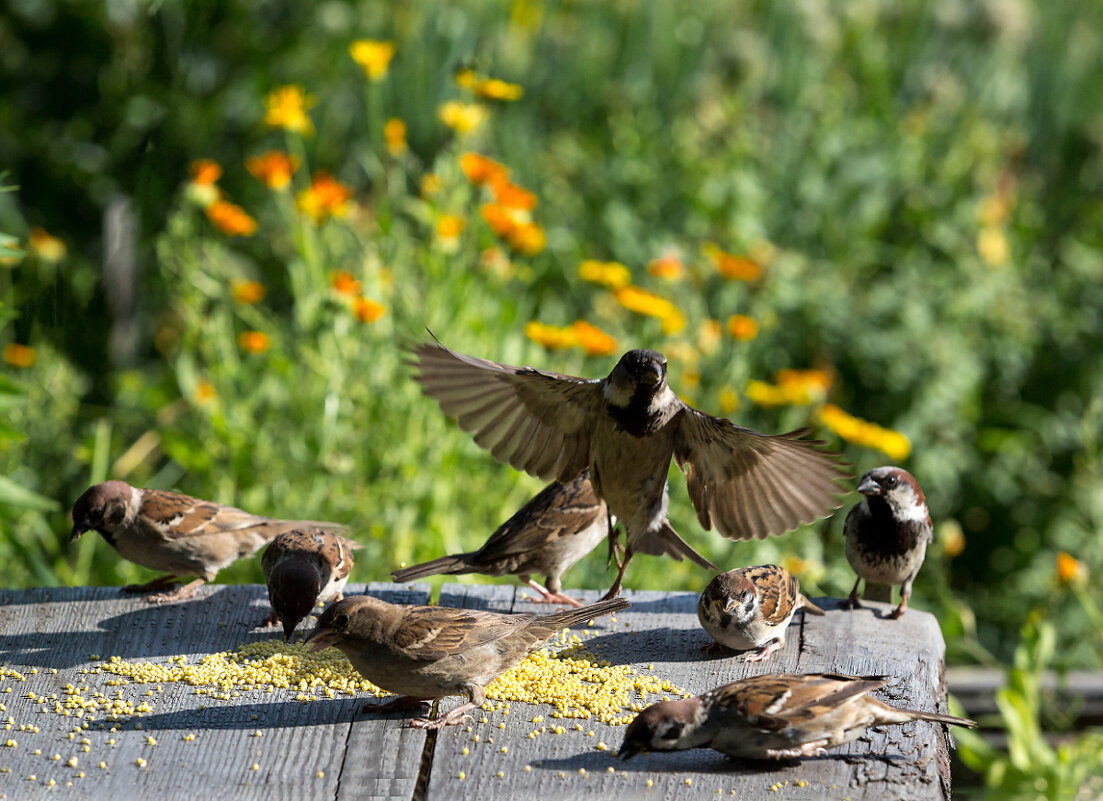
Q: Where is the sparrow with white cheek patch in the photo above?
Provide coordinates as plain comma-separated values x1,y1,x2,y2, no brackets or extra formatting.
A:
391,473,609,607
304,594,629,729
262,528,361,641
70,481,344,603
844,466,933,619
411,342,849,599
618,672,975,761
697,565,825,661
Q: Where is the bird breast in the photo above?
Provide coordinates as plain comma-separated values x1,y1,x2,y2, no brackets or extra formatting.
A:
589,417,676,537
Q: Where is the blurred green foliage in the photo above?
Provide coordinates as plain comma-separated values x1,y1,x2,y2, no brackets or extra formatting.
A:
2,0,1102,697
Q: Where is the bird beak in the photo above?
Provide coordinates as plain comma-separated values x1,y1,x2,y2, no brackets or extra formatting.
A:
721,598,737,614
303,626,339,652
70,523,90,543
618,742,642,760
641,364,663,386
282,620,300,643
857,476,881,496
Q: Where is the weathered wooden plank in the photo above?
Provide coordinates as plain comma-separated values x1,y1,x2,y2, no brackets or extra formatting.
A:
0,583,427,801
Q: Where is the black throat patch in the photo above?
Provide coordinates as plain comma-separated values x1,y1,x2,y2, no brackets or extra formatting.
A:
606,384,663,437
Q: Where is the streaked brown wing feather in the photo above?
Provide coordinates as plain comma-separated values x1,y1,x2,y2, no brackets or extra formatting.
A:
675,413,850,541
391,607,537,662
412,343,601,483
475,475,604,561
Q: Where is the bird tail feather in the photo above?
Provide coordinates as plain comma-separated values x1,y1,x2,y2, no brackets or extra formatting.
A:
540,597,630,630
800,595,827,615
897,709,977,729
391,555,474,582
631,519,718,571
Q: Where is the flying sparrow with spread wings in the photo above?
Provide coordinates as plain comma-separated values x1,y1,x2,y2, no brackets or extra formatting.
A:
619,672,975,761
844,466,933,619
305,594,629,728
412,342,849,598
392,473,608,606
70,480,344,603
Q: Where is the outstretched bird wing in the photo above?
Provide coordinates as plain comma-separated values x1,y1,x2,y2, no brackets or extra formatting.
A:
674,409,849,541
411,342,602,483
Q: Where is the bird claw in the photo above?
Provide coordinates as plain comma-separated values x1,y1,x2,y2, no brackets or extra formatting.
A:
261,610,280,628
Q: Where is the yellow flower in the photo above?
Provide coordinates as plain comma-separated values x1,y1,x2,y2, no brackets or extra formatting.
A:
480,247,514,280
246,151,298,190
977,226,1009,267
438,101,488,135
579,260,631,290
525,322,577,351
726,314,759,341
507,221,545,256
436,214,465,240
777,369,832,396
384,118,407,155
205,200,257,237
818,404,911,460
297,172,352,224
979,194,1011,226
349,40,395,81
705,244,762,281
352,297,385,323
744,380,788,407
613,285,685,334
264,85,315,136
420,173,443,197
189,159,222,186
718,385,739,414
457,69,523,102
698,319,722,354
194,379,217,406
237,331,270,354
940,521,965,559
646,254,683,280
571,321,617,357
231,280,265,305
2,343,36,368
28,228,65,262
461,153,509,187
330,270,361,297
1056,552,1085,585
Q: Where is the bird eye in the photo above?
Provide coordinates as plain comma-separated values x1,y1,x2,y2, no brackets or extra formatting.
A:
657,721,685,741
334,613,349,629
885,475,898,487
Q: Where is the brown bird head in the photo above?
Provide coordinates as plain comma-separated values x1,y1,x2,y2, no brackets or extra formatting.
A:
304,595,387,652
619,697,702,759
268,561,323,642
707,570,759,623
605,349,668,409
70,481,133,542
856,466,928,522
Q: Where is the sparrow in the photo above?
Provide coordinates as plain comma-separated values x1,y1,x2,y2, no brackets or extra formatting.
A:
843,466,933,619
697,564,825,661
391,473,609,607
69,480,344,603
262,527,360,641
304,594,630,728
618,672,975,761
411,342,849,598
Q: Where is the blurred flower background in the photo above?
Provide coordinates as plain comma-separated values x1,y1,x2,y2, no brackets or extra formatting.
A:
1,1,1102,794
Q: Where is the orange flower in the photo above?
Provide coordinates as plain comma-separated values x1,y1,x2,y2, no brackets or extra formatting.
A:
480,247,514,280
1056,552,1085,584
647,254,683,280
246,151,298,190
330,270,362,296
349,39,395,81
525,321,577,350
238,331,270,354
2,343,36,368
264,85,315,136
194,379,217,406
438,101,487,135
189,159,222,186
571,321,617,357
777,369,832,395
493,181,537,211
456,69,524,102
613,285,686,334
353,297,385,323
507,222,545,256
461,153,509,187
384,118,407,155
28,228,65,262
297,172,352,224
205,200,257,237
579,260,631,290
706,244,762,281
436,215,465,239
481,203,521,237
231,280,265,305
726,314,759,341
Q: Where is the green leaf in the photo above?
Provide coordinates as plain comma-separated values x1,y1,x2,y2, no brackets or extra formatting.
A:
0,476,60,511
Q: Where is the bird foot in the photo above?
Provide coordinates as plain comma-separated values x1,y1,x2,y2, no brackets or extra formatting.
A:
362,696,430,715
844,594,863,610
144,578,205,604
261,610,280,628
528,593,584,608
122,574,180,593
700,641,728,656
742,640,783,663
888,600,908,619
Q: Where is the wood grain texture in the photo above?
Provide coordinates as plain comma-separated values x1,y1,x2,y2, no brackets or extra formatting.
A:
0,583,426,801
0,585,951,800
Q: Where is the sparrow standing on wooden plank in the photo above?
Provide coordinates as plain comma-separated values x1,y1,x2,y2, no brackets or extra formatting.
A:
304,594,629,728
70,480,344,603
697,564,825,661
262,527,360,641
618,672,975,761
391,473,608,607
411,342,849,598
844,466,933,619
